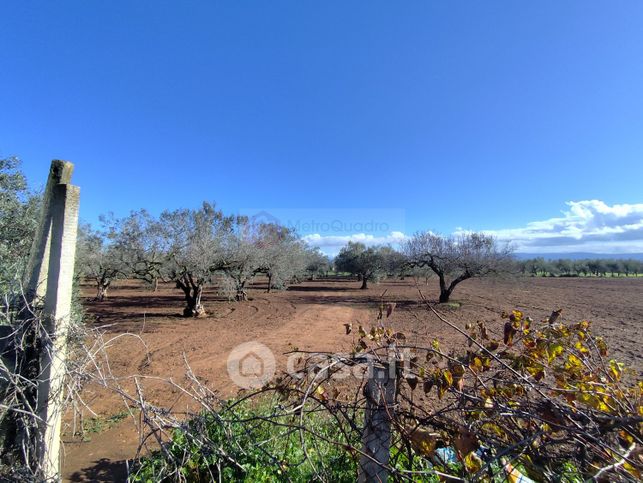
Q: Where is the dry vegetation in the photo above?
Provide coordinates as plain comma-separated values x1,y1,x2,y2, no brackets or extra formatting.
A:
62,275,643,481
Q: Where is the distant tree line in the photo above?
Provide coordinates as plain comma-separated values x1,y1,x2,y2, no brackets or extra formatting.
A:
518,257,643,277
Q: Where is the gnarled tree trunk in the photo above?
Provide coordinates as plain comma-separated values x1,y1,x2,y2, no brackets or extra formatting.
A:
266,273,273,293
236,286,248,301
95,278,110,301
438,274,450,303
360,275,368,290
438,272,470,303
176,274,206,317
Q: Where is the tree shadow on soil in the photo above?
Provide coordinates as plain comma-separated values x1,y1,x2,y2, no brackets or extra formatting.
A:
286,285,357,292
290,294,423,309
68,458,128,482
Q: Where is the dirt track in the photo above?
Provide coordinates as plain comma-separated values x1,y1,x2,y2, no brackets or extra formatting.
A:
63,276,643,481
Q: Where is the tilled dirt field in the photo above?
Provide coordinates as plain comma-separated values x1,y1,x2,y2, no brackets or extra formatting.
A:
63,276,642,481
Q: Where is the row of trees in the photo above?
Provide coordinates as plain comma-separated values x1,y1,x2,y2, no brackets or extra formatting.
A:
82,226,514,311
519,257,643,277
76,204,331,316
334,232,514,303
3,158,637,315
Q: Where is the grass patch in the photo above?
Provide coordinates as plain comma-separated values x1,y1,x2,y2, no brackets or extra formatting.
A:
437,301,462,310
77,410,130,441
129,398,358,482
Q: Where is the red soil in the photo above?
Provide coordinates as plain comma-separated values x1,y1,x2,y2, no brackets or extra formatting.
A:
62,276,643,481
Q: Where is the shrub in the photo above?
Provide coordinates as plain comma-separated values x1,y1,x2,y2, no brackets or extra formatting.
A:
130,307,643,482
129,398,358,482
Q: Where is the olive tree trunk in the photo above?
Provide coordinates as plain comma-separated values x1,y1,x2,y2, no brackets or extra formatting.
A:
176,274,206,317
360,275,369,290
95,279,110,301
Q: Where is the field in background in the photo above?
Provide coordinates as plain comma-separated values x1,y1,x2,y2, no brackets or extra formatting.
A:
63,276,643,482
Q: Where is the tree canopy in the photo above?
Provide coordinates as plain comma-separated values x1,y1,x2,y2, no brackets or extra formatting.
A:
0,157,41,292
334,242,388,289
405,232,514,303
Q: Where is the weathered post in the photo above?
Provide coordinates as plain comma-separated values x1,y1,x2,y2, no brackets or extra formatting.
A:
359,360,396,482
23,161,74,304
36,181,80,479
14,160,79,480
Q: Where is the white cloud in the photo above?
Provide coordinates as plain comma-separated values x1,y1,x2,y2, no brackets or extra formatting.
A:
458,200,643,254
302,231,408,255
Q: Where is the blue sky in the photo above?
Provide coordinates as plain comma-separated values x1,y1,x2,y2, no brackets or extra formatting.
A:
1,1,642,255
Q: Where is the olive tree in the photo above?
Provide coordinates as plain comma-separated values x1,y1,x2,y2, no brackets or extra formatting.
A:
405,231,514,303
0,157,41,292
622,258,642,276
112,209,169,291
404,264,434,285
76,222,129,301
304,248,331,280
255,224,309,292
218,220,262,302
379,246,406,277
334,242,386,289
158,203,233,317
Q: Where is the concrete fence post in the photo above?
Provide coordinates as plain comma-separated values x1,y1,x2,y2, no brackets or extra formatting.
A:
23,161,74,304
358,360,396,482
36,182,80,479
12,160,80,480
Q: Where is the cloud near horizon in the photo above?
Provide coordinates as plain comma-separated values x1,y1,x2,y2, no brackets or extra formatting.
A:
465,200,643,254
301,231,407,256
303,200,643,256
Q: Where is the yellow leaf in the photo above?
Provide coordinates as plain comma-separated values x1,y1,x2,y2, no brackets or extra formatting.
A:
565,354,582,371
463,451,483,473
470,357,483,373
526,364,545,381
609,359,624,381
510,310,523,322
624,460,641,480
443,369,453,387
547,343,564,363
315,385,327,401
575,341,589,355
407,427,439,457
596,337,608,357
